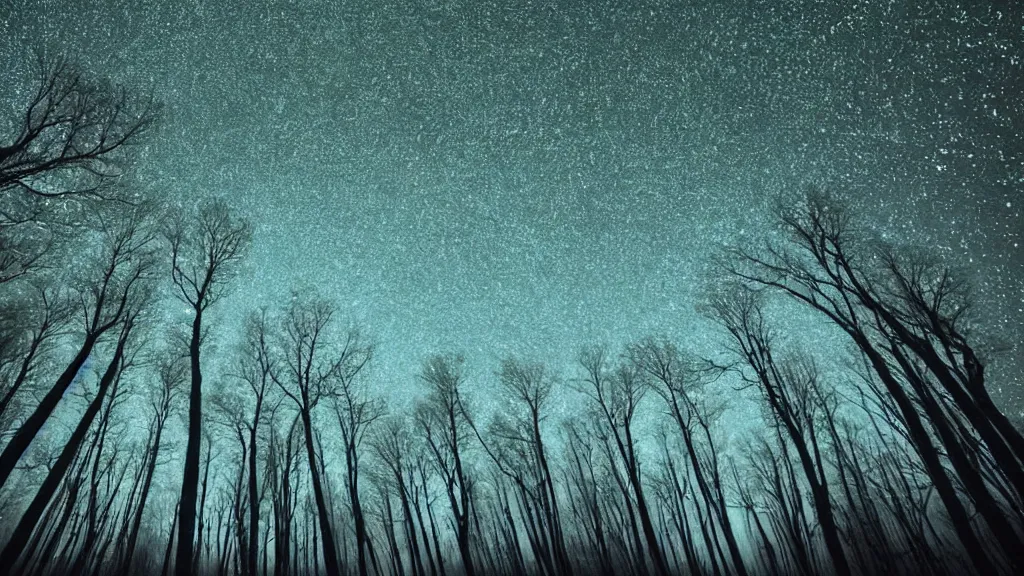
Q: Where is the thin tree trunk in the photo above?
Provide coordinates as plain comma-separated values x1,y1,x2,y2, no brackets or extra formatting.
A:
176,311,204,576
0,334,99,489
0,327,129,571
300,412,341,576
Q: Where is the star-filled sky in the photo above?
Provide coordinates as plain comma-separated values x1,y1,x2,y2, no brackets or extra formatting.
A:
2,0,1021,413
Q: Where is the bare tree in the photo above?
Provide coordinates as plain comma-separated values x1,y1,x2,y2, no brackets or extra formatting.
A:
372,417,432,576
0,210,156,490
206,311,276,576
67,349,140,576
236,312,275,576
331,341,382,576
470,357,572,576
0,291,146,571
727,191,1023,573
627,338,748,576
268,408,302,576
0,283,73,427
562,418,614,576
167,198,251,576
415,354,477,576
273,294,372,576
118,353,185,575
0,54,157,283
710,286,852,576
576,346,669,576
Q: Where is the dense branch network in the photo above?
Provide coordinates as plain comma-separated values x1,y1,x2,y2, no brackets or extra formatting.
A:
0,54,1021,576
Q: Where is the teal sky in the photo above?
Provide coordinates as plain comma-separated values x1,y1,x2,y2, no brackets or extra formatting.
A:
2,0,1020,412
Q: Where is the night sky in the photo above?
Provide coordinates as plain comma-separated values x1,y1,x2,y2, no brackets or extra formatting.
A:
2,0,1021,414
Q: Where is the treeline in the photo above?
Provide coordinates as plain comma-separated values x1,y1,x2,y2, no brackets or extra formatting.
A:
1,57,1022,576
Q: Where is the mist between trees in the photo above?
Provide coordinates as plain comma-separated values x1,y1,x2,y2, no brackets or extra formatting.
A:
1,55,1022,576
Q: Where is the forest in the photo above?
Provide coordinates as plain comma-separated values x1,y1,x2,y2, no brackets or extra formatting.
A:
0,55,1022,576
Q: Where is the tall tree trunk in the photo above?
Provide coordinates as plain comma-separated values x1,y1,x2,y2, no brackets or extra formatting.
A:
121,411,167,575
162,502,180,576
176,311,204,576
246,397,262,576
857,335,998,575
0,334,99,489
301,412,342,576
347,440,369,576
192,438,213,575
397,476,425,576
0,327,128,572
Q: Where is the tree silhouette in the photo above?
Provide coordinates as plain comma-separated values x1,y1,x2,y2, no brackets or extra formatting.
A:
710,287,851,576
330,340,382,576
167,199,251,576
0,283,72,428
235,312,275,576
726,191,1024,574
118,352,184,575
415,354,477,576
272,294,372,576
576,346,670,576
471,358,571,576
0,299,143,573
0,210,156,492
3,50,1024,576
0,55,157,284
